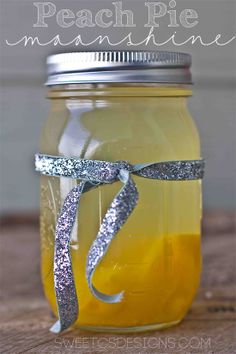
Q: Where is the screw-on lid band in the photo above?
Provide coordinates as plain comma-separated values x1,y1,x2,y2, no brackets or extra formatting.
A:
46,51,192,86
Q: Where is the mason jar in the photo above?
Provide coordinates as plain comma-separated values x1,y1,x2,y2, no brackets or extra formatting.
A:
38,51,203,333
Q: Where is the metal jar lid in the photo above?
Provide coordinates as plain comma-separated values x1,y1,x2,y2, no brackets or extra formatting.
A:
46,51,192,86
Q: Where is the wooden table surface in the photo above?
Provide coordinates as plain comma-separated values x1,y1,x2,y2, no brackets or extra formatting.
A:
1,213,236,354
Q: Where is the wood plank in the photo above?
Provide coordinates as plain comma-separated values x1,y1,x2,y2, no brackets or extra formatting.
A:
0,216,235,354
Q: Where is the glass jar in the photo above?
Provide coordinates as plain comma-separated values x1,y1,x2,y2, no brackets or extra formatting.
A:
39,51,202,332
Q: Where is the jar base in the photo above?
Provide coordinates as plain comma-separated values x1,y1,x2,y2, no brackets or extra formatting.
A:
75,319,181,333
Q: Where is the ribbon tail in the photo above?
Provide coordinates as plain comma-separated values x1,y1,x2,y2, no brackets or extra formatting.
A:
86,169,139,303
50,180,89,333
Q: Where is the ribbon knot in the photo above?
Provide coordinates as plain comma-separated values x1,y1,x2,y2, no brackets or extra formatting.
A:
116,160,133,171
35,154,205,333
115,161,133,183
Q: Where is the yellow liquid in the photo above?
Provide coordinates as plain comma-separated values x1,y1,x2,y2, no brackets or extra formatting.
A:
40,86,202,331
42,233,200,328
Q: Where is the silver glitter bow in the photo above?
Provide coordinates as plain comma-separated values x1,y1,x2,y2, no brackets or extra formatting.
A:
35,154,205,333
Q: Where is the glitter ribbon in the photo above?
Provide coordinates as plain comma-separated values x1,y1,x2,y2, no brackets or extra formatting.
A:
35,154,205,333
